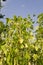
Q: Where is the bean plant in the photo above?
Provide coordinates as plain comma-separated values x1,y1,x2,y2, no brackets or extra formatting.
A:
0,13,43,65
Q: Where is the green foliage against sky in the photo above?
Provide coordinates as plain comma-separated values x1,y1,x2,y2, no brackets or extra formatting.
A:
0,13,43,65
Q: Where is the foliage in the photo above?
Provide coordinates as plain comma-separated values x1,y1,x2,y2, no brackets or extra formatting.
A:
0,13,43,65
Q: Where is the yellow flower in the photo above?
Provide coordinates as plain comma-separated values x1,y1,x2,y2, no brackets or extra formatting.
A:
35,46,39,51
28,62,31,65
30,32,33,35
19,38,24,44
25,44,28,48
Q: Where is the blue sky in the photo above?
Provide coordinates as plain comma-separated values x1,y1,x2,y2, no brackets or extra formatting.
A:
1,0,43,18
